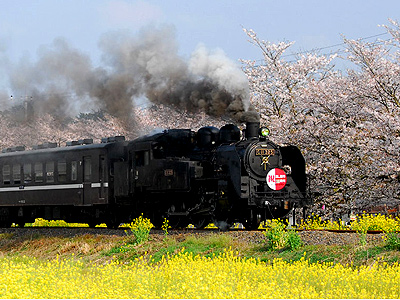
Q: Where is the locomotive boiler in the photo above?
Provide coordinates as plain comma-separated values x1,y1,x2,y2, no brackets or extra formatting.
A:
0,122,311,230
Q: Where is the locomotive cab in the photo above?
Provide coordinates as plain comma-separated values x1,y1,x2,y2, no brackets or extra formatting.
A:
128,129,201,193
125,129,204,227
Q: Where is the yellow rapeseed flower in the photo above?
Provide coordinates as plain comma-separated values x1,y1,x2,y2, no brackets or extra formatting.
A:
0,249,400,298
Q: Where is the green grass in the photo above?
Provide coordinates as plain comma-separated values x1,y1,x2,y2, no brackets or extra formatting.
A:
0,232,14,239
245,241,400,268
180,234,234,257
110,234,236,263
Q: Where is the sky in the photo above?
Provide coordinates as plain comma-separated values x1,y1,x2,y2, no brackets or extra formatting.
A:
0,0,399,102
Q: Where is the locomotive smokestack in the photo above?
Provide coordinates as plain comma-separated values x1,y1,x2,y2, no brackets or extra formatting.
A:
245,122,260,139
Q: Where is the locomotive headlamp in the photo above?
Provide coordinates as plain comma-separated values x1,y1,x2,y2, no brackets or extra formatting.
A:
260,127,270,137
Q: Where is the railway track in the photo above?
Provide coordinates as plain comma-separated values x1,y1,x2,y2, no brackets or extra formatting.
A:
0,226,389,247
0,226,395,235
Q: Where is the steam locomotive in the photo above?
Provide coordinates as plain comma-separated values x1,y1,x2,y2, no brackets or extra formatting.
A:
0,122,311,230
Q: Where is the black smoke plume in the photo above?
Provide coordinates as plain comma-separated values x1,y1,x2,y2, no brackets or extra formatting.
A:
2,25,259,125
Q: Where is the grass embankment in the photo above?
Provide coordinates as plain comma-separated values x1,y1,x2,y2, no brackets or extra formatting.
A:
0,230,399,267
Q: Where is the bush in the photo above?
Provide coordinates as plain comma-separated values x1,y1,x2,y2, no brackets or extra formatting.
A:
285,229,303,250
128,214,154,244
263,219,286,250
263,219,303,251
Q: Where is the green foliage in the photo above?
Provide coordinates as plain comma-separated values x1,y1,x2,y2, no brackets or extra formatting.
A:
357,232,367,246
127,214,154,245
384,233,400,250
263,219,303,251
263,219,286,250
285,229,303,250
180,234,234,258
106,242,137,256
0,233,14,240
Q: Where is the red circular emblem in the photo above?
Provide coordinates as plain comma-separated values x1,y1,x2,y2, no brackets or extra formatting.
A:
266,168,287,191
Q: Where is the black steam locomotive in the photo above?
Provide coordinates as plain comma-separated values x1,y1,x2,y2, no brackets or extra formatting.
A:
0,122,311,230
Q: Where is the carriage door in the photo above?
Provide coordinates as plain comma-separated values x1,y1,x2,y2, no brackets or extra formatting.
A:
99,155,106,200
83,156,92,205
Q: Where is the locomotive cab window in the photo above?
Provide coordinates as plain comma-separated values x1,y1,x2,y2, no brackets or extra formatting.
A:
152,144,165,159
2,165,10,184
135,150,150,167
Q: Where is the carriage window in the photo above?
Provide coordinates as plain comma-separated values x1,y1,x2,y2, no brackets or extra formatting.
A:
13,164,21,185
58,161,67,182
24,164,32,184
2,165,10,184
84,157,91,181
35,163,43,183
71,161,77,181
46,162,54,183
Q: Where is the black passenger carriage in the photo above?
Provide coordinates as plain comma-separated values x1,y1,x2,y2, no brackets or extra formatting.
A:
0,138,127,228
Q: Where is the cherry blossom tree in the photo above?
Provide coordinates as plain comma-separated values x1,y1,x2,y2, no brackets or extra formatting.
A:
0,104,226,151
242,20,400,219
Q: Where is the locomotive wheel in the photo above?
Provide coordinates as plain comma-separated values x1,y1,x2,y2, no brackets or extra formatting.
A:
168,216,180,229
167,203,189,229
87,222,98,228
243,219,261,230
168,216,190,229
191,216,211,229
106,221,120,229
0,221,12,228
179,219,190,229
151,216,164,230
212,218,233,231
243,210,261,230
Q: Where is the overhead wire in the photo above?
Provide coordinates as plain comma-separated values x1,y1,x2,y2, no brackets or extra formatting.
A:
246,32,391,66
282,32,389,58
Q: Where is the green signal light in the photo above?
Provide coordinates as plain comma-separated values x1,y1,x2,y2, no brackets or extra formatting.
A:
260,127,270,137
